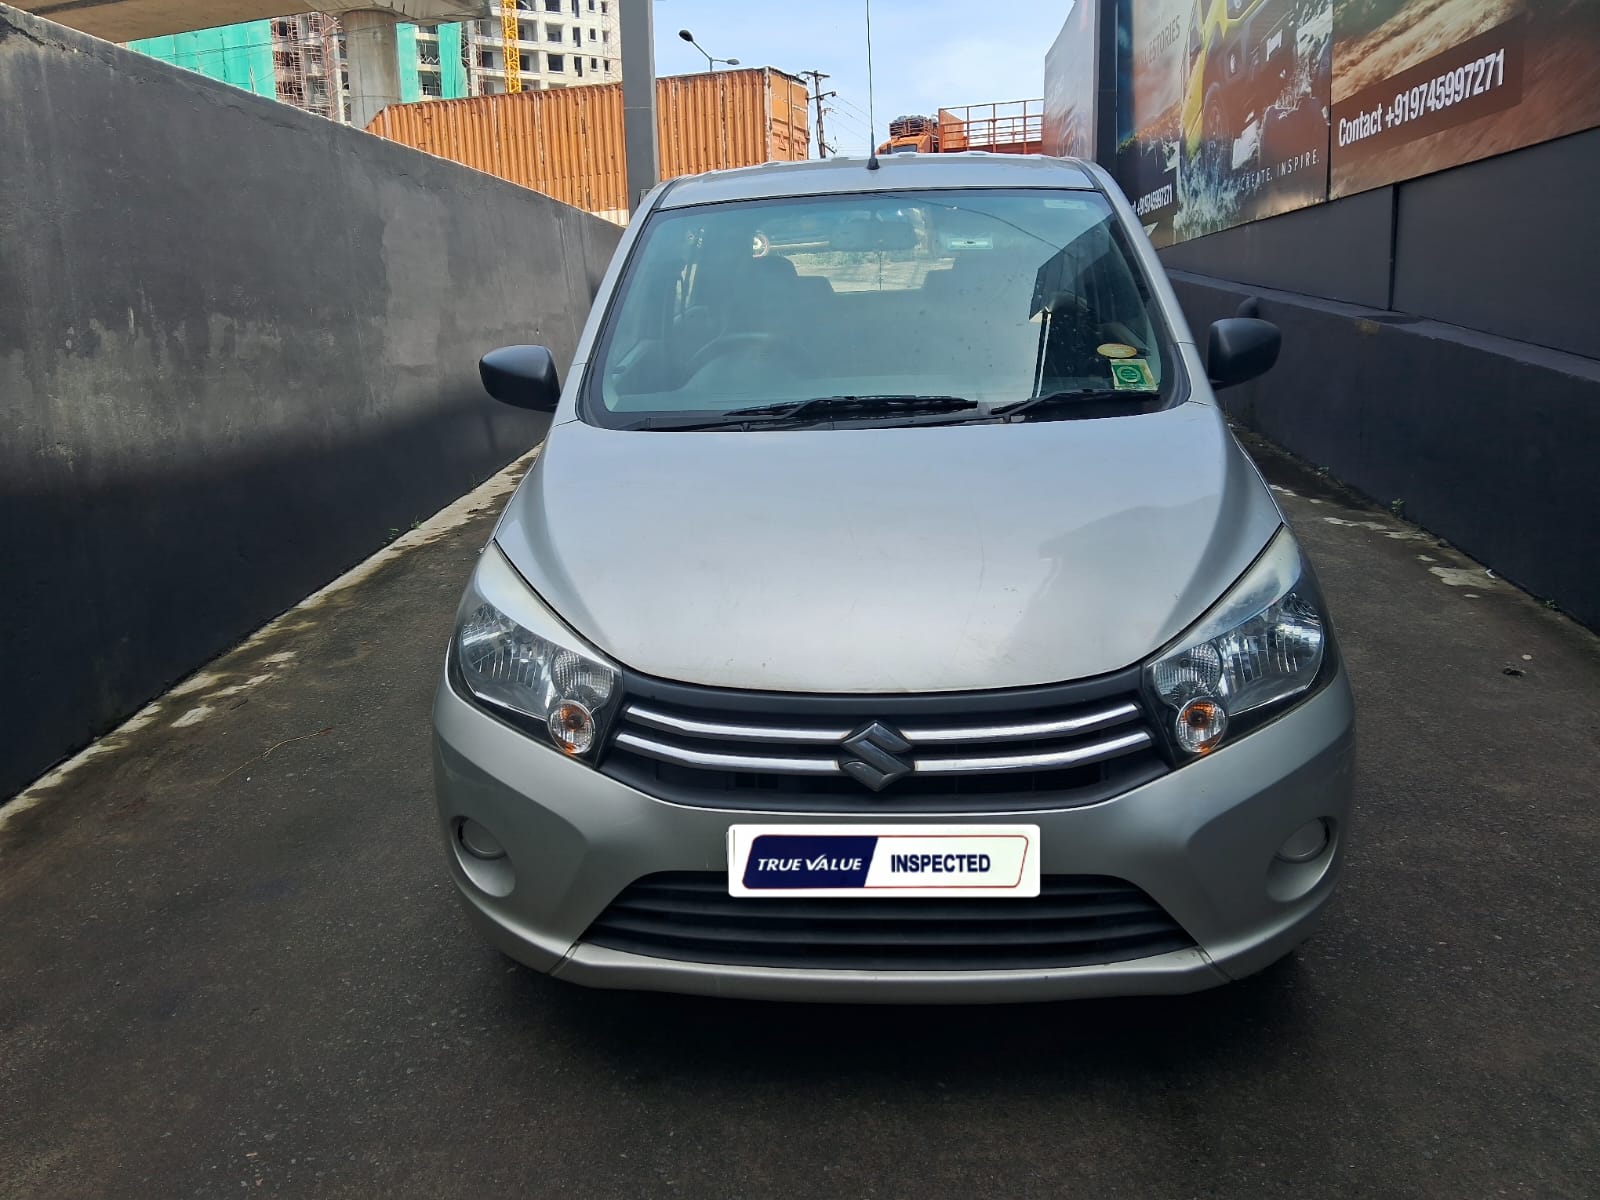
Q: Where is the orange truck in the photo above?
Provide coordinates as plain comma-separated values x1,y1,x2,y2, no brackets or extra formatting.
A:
877,114,942,155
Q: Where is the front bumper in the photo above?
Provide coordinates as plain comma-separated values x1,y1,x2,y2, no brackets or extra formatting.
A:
432,668,1356,1003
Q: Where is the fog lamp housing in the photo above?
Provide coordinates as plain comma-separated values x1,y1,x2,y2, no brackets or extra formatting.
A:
1276,819,1331,863
458,818,506,860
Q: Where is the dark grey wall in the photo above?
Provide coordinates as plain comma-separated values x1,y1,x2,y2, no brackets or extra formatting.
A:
1156,126,1600,362
1172,273,1600,630
1152,117,1600,631
0,6,623,798
1391,129,1600,362
1157,185,1396,310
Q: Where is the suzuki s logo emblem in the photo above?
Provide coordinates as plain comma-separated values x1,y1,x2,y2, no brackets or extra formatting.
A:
839,722,914,792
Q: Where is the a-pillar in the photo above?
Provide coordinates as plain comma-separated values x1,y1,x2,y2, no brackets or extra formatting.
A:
344,9,401,130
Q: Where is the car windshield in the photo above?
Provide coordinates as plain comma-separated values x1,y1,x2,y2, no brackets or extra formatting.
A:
585,188,1180,428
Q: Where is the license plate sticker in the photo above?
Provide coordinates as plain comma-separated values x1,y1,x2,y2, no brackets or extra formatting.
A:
727,825,1040,898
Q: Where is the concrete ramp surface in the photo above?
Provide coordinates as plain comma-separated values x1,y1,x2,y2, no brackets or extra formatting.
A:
2,444,1598,1197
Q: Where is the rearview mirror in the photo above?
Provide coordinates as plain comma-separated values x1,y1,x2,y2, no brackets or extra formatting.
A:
1206,318,1281,390
480,345,561,411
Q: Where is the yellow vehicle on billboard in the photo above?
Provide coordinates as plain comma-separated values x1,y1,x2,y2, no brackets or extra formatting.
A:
1180,0,1300,173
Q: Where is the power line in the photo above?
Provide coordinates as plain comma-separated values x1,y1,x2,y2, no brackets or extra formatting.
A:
831,93,876,148
796,69,835,159
828,105,866,127
833,94,871,120
826,111,868,140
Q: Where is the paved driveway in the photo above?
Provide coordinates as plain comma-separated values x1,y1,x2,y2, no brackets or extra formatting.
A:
2,441,1596,1199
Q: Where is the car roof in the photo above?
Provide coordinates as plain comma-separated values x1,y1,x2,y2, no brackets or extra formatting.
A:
656,153,1100,209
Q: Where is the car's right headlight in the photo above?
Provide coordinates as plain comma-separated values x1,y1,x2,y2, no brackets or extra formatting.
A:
451,544,620,761
1145,527,1328,758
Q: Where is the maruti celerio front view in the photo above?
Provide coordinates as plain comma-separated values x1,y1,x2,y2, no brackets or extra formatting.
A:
432,154,1354,1003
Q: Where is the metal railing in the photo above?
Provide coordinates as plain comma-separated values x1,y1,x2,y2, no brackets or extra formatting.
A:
939,99,1045,154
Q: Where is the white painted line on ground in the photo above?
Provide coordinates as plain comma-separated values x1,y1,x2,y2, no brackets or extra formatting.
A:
1320,516,1431,542
1431,566,1497,589
0,451,537,845
170,705,215,729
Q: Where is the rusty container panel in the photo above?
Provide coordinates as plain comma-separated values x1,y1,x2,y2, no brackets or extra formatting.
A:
764,71,812,162
367,68,809,222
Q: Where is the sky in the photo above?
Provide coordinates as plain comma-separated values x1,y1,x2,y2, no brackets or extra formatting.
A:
650,0,1074,155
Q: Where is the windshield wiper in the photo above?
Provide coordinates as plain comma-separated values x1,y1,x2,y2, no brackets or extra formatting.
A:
989,388,1161,421
727,394,977,421
633,394,980,432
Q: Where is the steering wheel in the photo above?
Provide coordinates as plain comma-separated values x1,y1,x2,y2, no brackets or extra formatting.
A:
687,331,820,378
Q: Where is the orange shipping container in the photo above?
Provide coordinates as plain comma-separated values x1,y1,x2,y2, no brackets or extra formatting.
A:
366,68,811,223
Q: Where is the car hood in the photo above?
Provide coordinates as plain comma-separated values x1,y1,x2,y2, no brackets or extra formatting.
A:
494,404,1282,693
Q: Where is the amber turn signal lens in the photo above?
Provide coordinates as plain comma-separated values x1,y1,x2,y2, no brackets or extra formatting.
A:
548,700,596,755
1176,697,1228,755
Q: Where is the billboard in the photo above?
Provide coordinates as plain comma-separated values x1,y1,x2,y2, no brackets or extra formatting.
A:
1330,0,1600,197
1114,0,1334,247
1043,0,1100,159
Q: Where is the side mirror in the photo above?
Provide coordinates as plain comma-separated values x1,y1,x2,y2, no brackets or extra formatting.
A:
480,345,561,411
1206,318,1281,389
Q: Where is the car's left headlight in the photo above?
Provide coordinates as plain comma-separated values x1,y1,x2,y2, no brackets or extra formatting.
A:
1145,527,1327,758
451,543,620,760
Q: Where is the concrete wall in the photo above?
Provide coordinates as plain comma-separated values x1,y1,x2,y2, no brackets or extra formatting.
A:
1157,127,1600,629
1172,274,1600,631
0,6,623,799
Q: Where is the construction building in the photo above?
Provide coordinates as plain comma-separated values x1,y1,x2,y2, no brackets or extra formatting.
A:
465,0,620,96
126,1,619,124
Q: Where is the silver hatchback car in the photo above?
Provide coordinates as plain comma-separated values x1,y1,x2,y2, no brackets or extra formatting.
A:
432,154,1355,1003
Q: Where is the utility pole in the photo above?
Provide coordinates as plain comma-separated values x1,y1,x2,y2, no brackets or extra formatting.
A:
620,0,659,213
798,69,835,159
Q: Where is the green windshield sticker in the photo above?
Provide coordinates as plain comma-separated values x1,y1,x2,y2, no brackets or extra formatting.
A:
1111,359,1157,391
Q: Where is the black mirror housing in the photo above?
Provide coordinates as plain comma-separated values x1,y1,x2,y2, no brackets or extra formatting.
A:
480,345,561,411
1206,317,1281,390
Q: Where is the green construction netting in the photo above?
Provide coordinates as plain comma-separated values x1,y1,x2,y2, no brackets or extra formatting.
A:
399,22,468,104
127,20,276,99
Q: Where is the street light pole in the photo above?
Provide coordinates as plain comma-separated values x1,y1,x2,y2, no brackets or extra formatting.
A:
678,29,738,72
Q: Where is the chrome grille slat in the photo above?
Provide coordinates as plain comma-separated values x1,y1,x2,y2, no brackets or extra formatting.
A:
621,699,1144,748
615,727,1153,777
612,731,843,775
913,729,1153,775
624,704,853,745
896,701,1144,745
601,673,1170,814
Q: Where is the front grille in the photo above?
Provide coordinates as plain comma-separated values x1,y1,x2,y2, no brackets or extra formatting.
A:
583,872,1196,971
599,669,1170,813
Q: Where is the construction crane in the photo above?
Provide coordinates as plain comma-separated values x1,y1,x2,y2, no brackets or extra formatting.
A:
502,2,522,94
